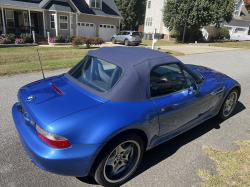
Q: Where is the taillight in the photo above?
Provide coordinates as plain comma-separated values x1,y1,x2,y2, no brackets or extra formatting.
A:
51,84,64,95
36,124,71,148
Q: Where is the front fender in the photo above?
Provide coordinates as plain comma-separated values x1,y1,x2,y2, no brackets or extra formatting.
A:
44,99,159,146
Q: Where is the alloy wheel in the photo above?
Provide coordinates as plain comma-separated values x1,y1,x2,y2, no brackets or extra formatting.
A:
103,140,140,183
223,91,237,117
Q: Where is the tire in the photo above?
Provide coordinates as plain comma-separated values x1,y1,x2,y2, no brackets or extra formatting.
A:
124,39,129,46
112,38,116,44
91,133,144,187
135,43,139,46
217,88,239,120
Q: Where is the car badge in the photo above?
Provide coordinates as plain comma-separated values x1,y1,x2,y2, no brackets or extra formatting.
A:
27,95,35,101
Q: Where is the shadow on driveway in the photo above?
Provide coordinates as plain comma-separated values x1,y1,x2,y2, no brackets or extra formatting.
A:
76,101,246,185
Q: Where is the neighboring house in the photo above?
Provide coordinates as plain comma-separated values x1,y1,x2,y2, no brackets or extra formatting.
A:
143,0,169,40
203,0,250,39
144,0,250,40
221,0,250,35
0,0,122,41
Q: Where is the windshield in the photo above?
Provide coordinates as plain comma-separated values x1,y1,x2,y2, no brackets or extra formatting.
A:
69,56,123,92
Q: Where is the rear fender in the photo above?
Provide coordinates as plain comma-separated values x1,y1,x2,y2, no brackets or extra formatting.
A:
44,100,159,146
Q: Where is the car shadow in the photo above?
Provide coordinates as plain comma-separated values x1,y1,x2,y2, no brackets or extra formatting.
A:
76,101,246,185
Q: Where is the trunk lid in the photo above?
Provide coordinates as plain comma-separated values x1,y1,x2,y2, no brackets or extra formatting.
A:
18,75,108,128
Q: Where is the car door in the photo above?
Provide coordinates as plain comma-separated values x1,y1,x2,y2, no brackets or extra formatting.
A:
116,32,123,42
150,63,211,136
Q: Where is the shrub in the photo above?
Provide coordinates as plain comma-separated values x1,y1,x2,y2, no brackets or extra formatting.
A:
55,35,65,43
0,36,11,44
15,38,25,44
194,30,203,41
170,29,179,38
4,33,15,43
67,35,75,42
49,37,57,43
20,33,33,43
219,27,230,39
72,35,105,48
207,26,220,40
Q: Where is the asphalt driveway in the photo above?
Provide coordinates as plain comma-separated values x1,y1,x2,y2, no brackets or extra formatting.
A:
0,49,249,187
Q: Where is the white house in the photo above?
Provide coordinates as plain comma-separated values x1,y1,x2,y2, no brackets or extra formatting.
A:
144,0,169,40
144,0,250,40
221,0,250,35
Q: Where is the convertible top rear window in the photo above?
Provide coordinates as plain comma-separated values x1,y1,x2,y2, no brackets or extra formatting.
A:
69,56,123,92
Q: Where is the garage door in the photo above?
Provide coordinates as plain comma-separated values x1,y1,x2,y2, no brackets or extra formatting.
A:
78,22,95,36
235,28,246,34
99,24,116,41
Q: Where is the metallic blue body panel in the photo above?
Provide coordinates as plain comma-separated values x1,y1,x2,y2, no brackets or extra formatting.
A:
12,103,104,176
12,62,241,177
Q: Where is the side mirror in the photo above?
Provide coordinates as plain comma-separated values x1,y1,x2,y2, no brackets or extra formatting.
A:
190,83,201,95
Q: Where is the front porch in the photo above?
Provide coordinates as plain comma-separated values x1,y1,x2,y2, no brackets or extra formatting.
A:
0,7,45,37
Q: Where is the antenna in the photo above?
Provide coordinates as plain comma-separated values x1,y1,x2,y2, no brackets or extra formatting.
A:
37,49,45,79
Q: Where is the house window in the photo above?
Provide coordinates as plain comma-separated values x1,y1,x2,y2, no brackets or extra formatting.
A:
91,0,100,8
148,1,151,8
60,15,68,30
50,14,55,29
234,3,241,16
146,17,153,26
5,10,14,25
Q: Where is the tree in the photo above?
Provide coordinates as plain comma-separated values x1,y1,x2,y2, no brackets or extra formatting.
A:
114,0,137,30
244,0,250,13
114,0,146,30
163,0,235,42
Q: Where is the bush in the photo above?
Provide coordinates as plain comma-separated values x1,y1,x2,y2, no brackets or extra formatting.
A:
194,30,203,41
20,33,33,43
49,37,57,43
219,27,230,39
207,26,220,40
72,35,105,48
55,35,65,43
67,35,75,42
170,29,179,38
4,33,15,43
15,38,25,44
0,36,11,44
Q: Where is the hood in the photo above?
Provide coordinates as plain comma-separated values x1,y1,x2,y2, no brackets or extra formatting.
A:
186,64,227,82
18,75,108,128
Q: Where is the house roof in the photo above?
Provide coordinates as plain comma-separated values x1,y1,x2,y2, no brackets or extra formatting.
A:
0,0,40,8
234,5,250,21
71,0,122,18
0,0,122,19
45,0,74,13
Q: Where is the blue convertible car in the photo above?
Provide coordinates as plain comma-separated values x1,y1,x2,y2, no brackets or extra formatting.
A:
12,47,240,186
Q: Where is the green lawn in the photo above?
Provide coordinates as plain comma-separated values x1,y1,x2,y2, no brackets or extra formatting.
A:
158,49,185,56
0,45,186,76
198,140,250,186
141,40,184,46
0,46,94,76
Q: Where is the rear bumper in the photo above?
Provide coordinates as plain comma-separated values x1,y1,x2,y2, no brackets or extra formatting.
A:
130,40,141,44
12,103,104,177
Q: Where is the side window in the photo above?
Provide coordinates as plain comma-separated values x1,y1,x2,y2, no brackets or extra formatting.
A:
181,66,202,86
150,64,187,98
117,32,122,35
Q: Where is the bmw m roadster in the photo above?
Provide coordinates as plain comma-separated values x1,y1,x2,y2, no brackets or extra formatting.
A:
12,47,241,187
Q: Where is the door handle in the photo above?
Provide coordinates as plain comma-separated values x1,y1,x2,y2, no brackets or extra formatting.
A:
161,105,174,113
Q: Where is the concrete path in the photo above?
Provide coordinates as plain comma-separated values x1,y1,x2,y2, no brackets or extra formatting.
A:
0,49,249,187
158,45,241,55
